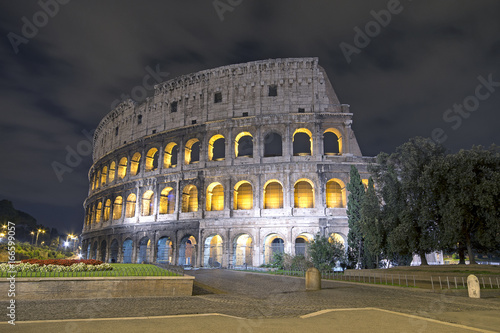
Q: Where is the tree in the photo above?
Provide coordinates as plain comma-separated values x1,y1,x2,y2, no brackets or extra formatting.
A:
308,233,346,271
346,165,365,268
360,177,382,267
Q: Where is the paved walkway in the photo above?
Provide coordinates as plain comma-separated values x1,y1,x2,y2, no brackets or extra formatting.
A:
1,269,499,332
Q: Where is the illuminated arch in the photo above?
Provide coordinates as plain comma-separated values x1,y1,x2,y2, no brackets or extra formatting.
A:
108,161,116,183
263,180,283,209
206,182,224,211
208,134,225,161
95,170,101,189
137,237,151,263
145,148,159,172
264,233,284,264
130,152,141,176
234,132,253,158
294,178,315,208
91,173,95,190
125,193,136,218
100,166,108,186
293,128,313,156
234,181,253,210
178,235,197,266
329,233,346,247
264,131,282,157
163,142,178,168
185,138,200,165
117,157,128,180
142,190,154,216
113,196,123,220
323,128,342,155
295,233,313,256
181,185,198,212
103,199,111,221
159,187,175,214
95,201,102,223
233,234,253,266
204,234,223,267
157,237,173,263
326,178,346,208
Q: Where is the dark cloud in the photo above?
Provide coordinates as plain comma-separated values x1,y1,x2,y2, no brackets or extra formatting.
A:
0,0,498,234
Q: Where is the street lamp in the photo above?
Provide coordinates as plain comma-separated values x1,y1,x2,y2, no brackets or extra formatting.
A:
0,232,5,243
30,231,35,244
35,229,45,246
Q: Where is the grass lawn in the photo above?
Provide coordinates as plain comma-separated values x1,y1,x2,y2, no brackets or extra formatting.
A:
0,263,181,278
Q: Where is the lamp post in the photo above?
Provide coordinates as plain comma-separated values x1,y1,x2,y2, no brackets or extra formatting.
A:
35,229,45,246
30,231,35,244
0,232,5,243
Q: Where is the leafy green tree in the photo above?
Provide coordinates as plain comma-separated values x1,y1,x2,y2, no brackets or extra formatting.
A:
308,233,346,271
360,177,382,267
346,165,365,268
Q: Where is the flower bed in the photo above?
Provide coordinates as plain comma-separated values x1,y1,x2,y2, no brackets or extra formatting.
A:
20,259,104,266
1,261,112,273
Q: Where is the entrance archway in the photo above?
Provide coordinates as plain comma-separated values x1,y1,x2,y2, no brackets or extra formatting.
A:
178,235,196,266
157,237,172,264
204,235,223,267
122,239,133,263
137,237,151,263
233,234,253,267
109,239,118,263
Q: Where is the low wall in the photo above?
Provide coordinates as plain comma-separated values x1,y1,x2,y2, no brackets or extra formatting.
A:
0,275,194,300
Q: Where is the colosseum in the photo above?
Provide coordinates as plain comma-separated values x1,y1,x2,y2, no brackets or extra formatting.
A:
81,57,373,268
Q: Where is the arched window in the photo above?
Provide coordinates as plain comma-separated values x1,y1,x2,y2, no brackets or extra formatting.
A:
145,148,159,172
208,134,225,161
130,152,141,176
91,205,96,224
108,161,116,183
323,128,342,155
95,170,101,189
264,180,283,209
206,183,224,211
91,173,95,190
157,237,172,264
295,234,313,256
264,132,282,157
96,201,102,222
329,233,345,247
181,185,198,212
113,196,123,220
117,157,128,180
126,193,137,218
294,179,314,208
122,239,133,263
142,190,154,216
100,166,108,186
204,234,223,267
264,234,284,264
293,128,313,156
234,181,253,210
235,132,253,158
234,234,253,266
185,139,200,165
164,142,178,168
326,179,345,208
159,187,175,214
103,199,111,221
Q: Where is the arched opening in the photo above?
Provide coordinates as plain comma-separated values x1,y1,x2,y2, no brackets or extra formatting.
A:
113,196,123,220
234,181,253,210
208,134,225,161
86,243,91,259
323,128,342,155
294,179,315,208
329,233,346,247
145,148,159,172
90,205,95,224
95,170,100,189
125,193,137,218
233,234,253,266
164,142,178,168
178,235,196,266
142,190,154,216
101,166,108,186
204,235,223,267
264,180,283,209
122,239,133,263
95,202,102,223
91,173,95,190
108,161,116,183
264,234,284,264
185,138,200,165
326,179,346,208
295,233,313,256
92,241,97,260
181,185,198,212
117,157,128,179
100,240,107,262
206,182,224,211
293,128,313,156
157,237,172,264
130,152,141,176
103,199,111,221
235,132,253,158
109,239,119,263
264,132,282,157
159,187,175,214
137,237,151,263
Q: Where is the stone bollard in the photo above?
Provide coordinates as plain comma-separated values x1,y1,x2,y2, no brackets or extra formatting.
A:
467,274,480,298
306,267,321,291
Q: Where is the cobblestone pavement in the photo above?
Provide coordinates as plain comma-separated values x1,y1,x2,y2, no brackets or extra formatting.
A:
5,269,500,328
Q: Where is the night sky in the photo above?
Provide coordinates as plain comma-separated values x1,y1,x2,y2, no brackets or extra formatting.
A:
1,0,499,235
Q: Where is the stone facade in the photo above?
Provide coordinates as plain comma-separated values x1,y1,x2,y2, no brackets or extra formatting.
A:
81,57,373,268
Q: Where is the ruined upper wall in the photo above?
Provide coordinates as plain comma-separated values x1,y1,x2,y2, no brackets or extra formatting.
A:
93,57,348,161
